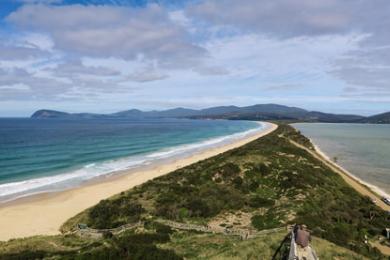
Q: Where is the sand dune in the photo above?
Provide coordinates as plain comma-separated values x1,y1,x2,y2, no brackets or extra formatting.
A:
0,122,277,241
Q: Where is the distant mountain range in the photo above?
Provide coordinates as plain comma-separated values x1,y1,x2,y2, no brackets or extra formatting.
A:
31,104,390,123
359,111,390,124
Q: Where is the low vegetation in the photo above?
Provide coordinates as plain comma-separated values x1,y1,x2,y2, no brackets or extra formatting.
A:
1,124,389,259
163,230,370,259
0,226,181,260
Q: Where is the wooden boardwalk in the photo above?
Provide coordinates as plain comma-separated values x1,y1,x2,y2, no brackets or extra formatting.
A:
73,219,286,240
288,229,318,260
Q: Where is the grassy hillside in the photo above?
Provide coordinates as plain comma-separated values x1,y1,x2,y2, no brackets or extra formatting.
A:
163,230,369,259
0,228,369,260
0,124,388,259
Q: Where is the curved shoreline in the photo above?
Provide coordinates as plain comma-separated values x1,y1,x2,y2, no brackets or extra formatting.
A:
312,142,390,199
290,125,390,211
0,122,277,241
0,121,263,203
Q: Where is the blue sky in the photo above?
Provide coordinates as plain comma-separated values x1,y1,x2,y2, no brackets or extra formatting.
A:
1,0,390,116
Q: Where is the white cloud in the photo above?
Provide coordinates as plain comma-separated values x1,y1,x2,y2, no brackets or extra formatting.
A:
15,0,62,3
187,0,390,38
20,33,54,51
126,69,168,83
187,0,390,99
50,60,120,78
7,4,206,65
201,33,364,84
0,83,31,91
1,0,390,115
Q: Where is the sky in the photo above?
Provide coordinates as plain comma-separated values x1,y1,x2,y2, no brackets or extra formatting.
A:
0,0,390,116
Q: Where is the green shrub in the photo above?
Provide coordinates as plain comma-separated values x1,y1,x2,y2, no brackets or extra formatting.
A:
73,233,182,260
248,196,275,208
17,123,388,259
251,213,281,230
88,199,144,228
185,198,212,218
232,176,243,188
220,163,240,180
144,222,174,235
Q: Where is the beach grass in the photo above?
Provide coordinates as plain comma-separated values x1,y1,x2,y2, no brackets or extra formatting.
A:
162,230,368,259
0,124,389,259
59,124,387,258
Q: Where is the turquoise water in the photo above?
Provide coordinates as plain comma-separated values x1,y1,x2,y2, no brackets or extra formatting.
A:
0,118,262,201
294,123,390,196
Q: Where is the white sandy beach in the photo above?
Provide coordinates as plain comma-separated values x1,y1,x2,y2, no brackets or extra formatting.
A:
313,144,390,198
312,143,390,211
0,122,277,241
289,130,390,212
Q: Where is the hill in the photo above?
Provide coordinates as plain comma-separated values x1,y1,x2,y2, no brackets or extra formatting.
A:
362,112,390,124
31,103,385,123
0,228,370,259
31,110,70,119
0,125,388,259
31,110,106,119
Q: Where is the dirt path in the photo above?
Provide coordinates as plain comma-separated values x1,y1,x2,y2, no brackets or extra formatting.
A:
370,241,390,256
289,139,390,211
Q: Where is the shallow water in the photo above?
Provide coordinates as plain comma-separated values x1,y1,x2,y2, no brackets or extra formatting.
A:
294,123,390,196
0,118,262,201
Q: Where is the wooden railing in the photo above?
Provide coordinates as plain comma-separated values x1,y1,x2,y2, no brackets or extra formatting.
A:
74,219,286,240
288,228,318,260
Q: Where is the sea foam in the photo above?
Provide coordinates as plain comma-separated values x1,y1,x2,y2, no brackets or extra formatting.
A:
0,122,266,203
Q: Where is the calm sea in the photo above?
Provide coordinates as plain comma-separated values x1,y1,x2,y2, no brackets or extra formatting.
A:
0,118,262,202
294,123,390,196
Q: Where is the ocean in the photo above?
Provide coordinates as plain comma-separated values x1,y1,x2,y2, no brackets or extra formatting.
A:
294,123,390,197
0,118,263,202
